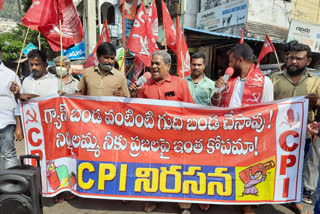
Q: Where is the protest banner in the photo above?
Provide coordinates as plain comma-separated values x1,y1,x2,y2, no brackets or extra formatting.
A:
20,95,307,204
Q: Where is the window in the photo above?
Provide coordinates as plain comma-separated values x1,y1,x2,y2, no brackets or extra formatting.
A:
101,2,115,25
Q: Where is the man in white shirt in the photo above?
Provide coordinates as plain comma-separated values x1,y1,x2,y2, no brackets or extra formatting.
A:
212,43,273,108
211,43,273,214
12,49,59,101
0,44,23,169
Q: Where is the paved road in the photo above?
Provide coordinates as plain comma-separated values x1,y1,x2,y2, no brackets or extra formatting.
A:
14,140,315,214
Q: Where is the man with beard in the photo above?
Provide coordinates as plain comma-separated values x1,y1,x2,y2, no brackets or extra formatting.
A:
129,50,194,214
270,43,319,214
185,52,215,106
11,49,59,101
77,42,129,97
211,43,273,214
54,56,79,94
212,43,273,108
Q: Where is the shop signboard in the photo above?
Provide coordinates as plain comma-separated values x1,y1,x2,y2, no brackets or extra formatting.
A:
197,0,249,31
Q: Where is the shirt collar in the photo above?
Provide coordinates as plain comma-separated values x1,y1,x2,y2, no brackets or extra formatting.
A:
29,72,50,80
151,74,172,85
282,68,312,77
282,68,311,85
186,73,207,83
65,75,75,84
94,66,114,76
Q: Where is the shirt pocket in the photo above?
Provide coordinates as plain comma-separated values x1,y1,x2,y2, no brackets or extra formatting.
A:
197,90,210,99
196,90,210,105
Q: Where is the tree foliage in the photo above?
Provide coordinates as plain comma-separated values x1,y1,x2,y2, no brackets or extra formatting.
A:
0,0,56,63
0,24,56,63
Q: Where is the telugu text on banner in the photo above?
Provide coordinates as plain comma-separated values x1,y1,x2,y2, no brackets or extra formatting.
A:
21,95,307,204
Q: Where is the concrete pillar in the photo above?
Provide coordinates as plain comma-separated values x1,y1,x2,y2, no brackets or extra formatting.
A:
85,0,97,57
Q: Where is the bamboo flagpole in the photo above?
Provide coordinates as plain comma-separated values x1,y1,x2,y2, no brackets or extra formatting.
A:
59,20,63,91
163,28,167,51
38,31,41,50
125,63,135,77
14,27,30,83
121,9,126,75
274,49,282,72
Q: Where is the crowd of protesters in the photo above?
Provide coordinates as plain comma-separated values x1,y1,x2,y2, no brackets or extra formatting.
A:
1,40,320,214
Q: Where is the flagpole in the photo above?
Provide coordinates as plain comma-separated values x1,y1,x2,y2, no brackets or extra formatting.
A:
125,63,135,77
274,49,282,72
14,27,30,83
121,11,126,75
181,51,184,78
163,28,167,51
59,20,63,92
38,31,41,50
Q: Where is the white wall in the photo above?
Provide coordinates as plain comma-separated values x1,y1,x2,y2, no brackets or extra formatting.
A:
183,0,200,28
247,0,291,29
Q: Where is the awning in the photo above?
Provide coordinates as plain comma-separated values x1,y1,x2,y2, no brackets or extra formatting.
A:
184,26,284,48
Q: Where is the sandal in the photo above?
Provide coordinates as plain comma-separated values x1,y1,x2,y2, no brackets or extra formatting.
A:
144,202,158,213
54,194,64,204
199,204,210,213
180,208,191,214
290,203,311,214
64,193,76,201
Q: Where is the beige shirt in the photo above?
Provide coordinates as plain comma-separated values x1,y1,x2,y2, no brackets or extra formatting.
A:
270,69,320,124
78,66,130,97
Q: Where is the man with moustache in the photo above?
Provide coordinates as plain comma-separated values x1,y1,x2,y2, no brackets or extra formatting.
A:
185,52,215,106
131,50,194,103
212,43,273,108
11,49,59,101
129,50,194,214
212,43,273,214
77,42,129,97
270,43,320,214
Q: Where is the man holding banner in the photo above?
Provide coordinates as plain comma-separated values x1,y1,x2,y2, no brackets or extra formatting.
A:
212,43,274,214
130,50,194,213
77,42,130,97
12,49,59,101
270,42,320,214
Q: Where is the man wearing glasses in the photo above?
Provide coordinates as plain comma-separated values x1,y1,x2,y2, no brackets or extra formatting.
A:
270,42,320,214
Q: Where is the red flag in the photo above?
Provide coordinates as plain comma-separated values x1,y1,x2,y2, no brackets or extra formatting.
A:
127,2,159,67
176,16,190,77
119,0,139,20
0,0,4,11
132,57,145,81
83,19,111,68
240,28,244,44
37,0,83,52
256,34,275,65
147,0,158,41
21,0,45,30
162,0,177,54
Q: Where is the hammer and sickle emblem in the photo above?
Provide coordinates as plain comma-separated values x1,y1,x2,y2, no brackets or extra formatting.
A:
251,74,263,82
26,109,38,124
246,93,261,103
